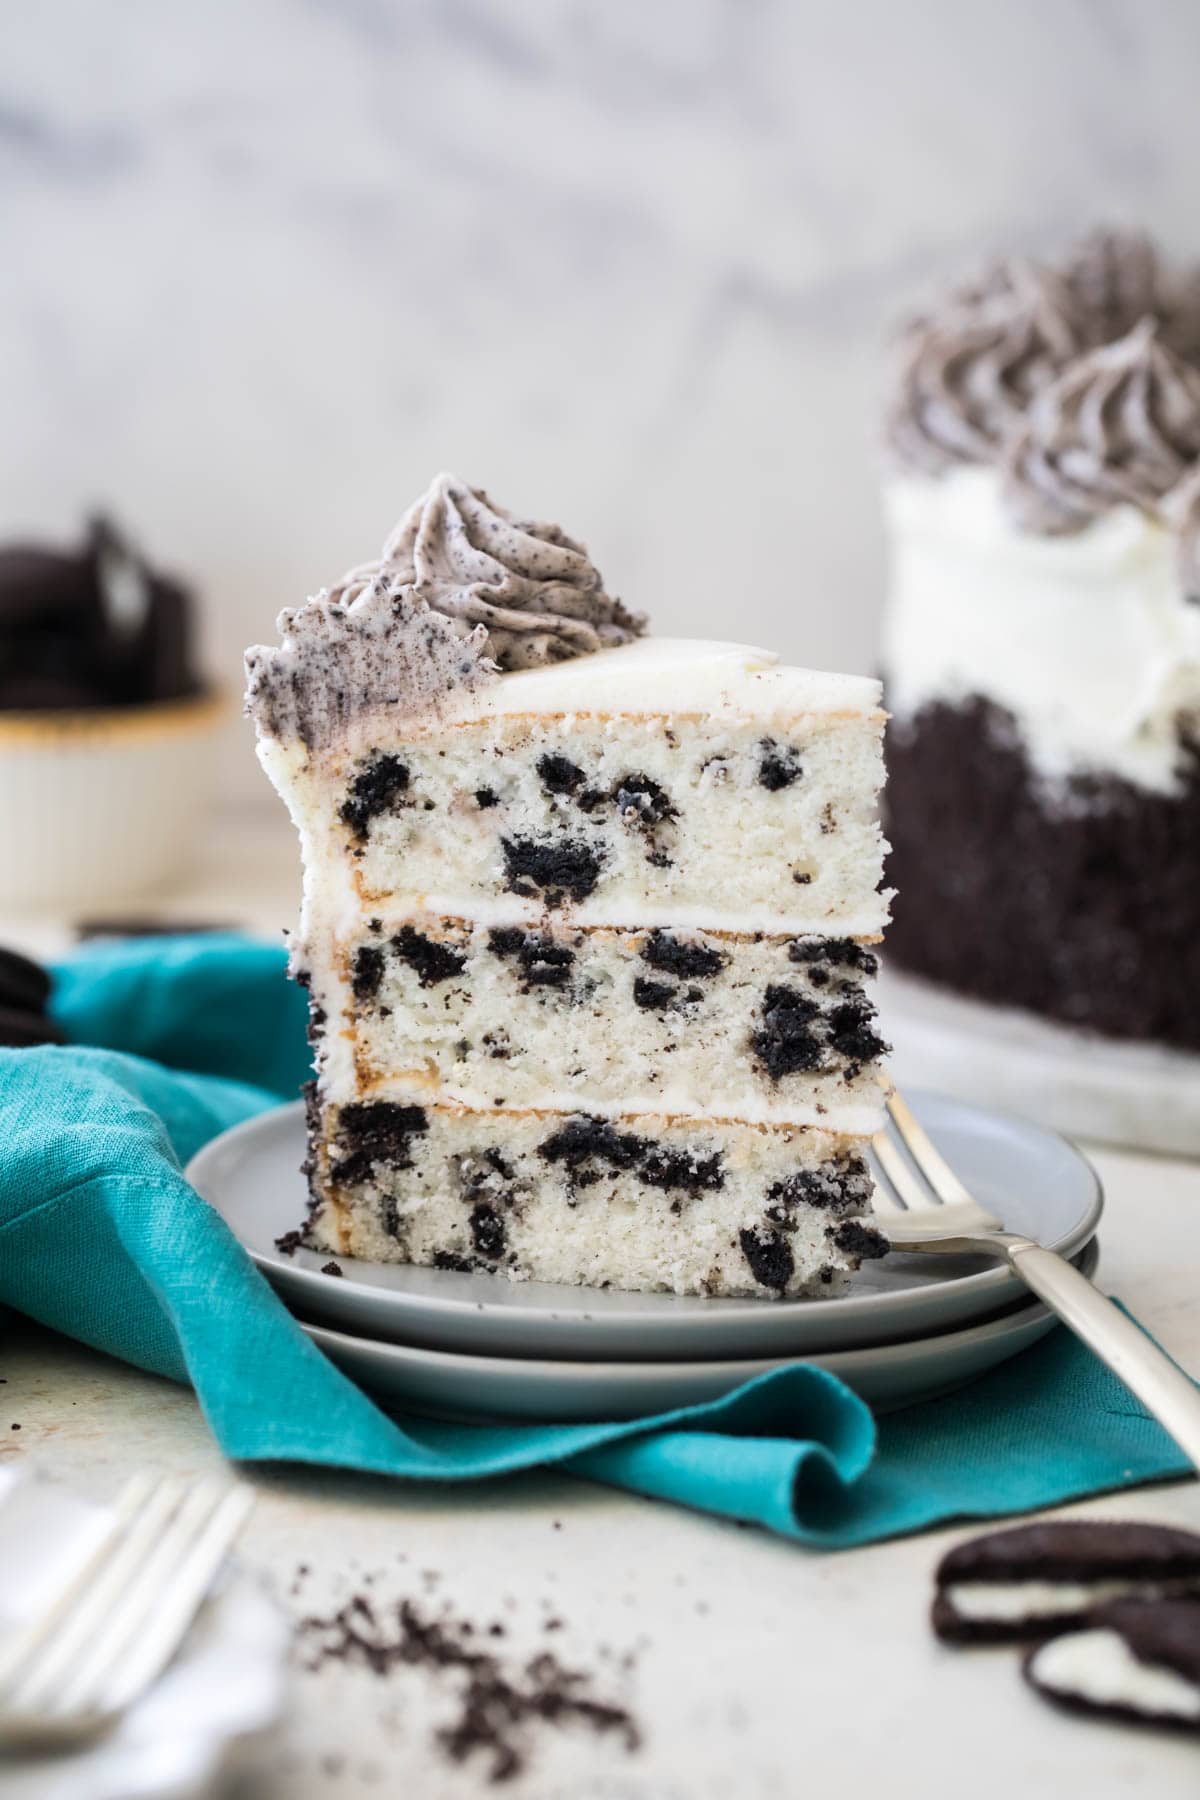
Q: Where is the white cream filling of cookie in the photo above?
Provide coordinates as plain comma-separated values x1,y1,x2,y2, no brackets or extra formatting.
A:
1030,1627,1200,1720
946,1577,1198,1623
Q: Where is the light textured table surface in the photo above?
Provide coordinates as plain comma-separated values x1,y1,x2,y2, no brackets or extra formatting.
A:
3,811,1199,1799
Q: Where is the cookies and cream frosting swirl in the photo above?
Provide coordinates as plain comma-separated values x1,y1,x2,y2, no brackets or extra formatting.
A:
331,474,643,671
1170,462,1200,603
246,475,644,749
1002,319,1200,535
886,227,1200,537
1064,227,1164,349
886,260,1088,476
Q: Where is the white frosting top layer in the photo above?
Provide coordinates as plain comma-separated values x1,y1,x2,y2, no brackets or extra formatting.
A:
435,638,883,727
1031,1627,1200,1720
882,466,1200,792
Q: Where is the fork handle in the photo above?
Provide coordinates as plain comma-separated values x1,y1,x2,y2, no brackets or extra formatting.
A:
1007,1240,1200,1475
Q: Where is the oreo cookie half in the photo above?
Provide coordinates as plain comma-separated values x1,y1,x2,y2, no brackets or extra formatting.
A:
932,1521,1200,1644
0,1006,65,1048
1024,1598,1200,1731
0,518,200,713
0,946,52,1016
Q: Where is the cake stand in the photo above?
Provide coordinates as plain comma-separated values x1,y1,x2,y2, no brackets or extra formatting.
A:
878,968,1200,1158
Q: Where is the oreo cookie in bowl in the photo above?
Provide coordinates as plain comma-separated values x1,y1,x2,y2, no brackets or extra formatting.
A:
0,518,224,908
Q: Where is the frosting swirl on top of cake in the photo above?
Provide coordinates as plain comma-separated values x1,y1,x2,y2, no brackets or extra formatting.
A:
885,261,1087,476
1002,319,1200,535
245,475,645,749
332,474,644,672
1064,227,1165,349
1170,462,1200,604
1064,227,1200,367
885,227,1200,521
244,580,493,751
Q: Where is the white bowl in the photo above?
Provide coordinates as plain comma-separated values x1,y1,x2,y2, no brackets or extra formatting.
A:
0,692,227,910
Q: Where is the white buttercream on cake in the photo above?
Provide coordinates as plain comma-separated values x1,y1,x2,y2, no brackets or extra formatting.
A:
436,637,883,726
882,466,1200,793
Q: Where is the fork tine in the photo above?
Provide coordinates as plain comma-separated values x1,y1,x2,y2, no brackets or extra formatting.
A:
886,1091,974,1207
0,1472,156,1693
2,1477,187,1717
879,1098,1200,1476
99,1484,255,1716
870,1131,919,1213
47,1480,232,1722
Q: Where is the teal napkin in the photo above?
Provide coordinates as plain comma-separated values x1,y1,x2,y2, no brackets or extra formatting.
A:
0,934,1190,1545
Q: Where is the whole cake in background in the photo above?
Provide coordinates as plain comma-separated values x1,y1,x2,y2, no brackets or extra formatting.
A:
246,474,891,1298
882,228,1200,1051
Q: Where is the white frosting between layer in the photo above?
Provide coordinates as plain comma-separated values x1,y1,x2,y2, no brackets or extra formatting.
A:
1030,1628,1200,1720
882,466,1200,792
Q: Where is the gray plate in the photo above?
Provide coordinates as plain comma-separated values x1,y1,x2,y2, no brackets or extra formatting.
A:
188,1090,1102,1361
299,1239,1100,1421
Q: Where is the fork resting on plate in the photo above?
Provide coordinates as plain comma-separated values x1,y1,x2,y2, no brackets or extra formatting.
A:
874,1090,1200,1474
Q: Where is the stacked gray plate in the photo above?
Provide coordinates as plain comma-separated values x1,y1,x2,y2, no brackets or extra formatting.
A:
188,1092,1103,1422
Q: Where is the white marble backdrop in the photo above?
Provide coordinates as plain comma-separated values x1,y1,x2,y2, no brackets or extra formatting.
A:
5,0,1200,798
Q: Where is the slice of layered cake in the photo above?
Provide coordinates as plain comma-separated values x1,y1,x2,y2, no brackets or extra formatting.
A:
246,474,891,1296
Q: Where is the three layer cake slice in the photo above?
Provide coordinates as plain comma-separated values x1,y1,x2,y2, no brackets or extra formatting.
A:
246,474,892,1297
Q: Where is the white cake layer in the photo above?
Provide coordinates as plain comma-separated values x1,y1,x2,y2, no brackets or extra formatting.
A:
883,467,1200,793
307,1100,887,1298
343,917,887,1130
268,709,889,939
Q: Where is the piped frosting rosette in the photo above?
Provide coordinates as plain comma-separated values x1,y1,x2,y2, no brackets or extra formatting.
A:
1002,319,1200,535
885,226,1200,517
886,260,1088,476
330,474,643,671
245,475,644,750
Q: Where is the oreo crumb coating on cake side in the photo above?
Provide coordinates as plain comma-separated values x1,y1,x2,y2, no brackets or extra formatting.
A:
886,698,1200,1050
881,227,1200,1049
246,473,892,1298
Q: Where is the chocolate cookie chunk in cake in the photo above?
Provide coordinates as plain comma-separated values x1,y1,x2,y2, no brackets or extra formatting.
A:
933,1521,1200,1644
1024,1599,1200,1731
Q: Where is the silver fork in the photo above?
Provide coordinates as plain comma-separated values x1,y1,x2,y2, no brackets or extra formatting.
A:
0,1473,254,1749
873,1090,1200,1474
